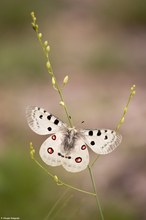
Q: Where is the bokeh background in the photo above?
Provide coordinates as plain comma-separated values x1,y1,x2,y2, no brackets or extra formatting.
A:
0,0,146,219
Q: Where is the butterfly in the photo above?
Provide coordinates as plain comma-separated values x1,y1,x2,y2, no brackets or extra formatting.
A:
26,106,122,173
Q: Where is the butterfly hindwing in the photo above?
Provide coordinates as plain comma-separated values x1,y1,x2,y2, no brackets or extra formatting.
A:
81,129,122,154
39,132,89,172
62,138,89,173
39,132,62,166
26,106,65,135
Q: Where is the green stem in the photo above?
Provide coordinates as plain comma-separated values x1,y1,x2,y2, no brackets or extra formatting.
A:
31,12,73,128
44,189,69,220
56,84,73,128
92,85,136,168
91,155,100,168
51,194,73,220
58,178,96,196
88,165,105,220
30,143,96,196
116,85,136,132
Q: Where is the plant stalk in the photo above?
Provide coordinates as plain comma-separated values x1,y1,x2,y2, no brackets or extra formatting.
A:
88,165,104,220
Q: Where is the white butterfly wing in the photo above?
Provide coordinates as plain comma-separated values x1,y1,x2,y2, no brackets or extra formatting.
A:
39,133,62,166
39,132,89,172
62,138,89,173
81,129,122,154
26,106,65,135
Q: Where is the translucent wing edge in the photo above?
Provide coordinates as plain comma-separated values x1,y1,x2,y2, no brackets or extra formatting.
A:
26,106,66,135
104,132,122,154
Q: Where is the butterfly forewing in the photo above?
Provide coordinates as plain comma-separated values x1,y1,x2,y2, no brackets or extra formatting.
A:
26,106,66,135
81,129,122,154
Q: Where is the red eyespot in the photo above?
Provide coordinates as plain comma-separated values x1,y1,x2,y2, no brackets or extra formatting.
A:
52,135,56,140
75,157,82,163
47,147,54,154
81,145,86,150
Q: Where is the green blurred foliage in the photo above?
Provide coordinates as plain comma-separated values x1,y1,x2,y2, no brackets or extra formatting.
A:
0,149,138,220
0,41,41,82
0,0,66,31
0,148,64,220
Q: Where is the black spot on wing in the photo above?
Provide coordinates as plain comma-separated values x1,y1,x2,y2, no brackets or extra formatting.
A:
104,135,108,140
58,152,64,158
39,115,43,119
47,114,52,120
54,119,59,125
90,141,95,146
88,130,93,136
58,152,71,159
47,127,52,131
97,130,101,136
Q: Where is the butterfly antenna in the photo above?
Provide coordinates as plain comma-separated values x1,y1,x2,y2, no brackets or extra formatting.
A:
79,120,85,128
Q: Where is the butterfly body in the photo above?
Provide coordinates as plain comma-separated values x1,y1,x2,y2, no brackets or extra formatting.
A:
26,106,122,173
62,127,79,152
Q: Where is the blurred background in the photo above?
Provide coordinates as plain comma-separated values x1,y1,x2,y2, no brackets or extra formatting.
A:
0,0,146,219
